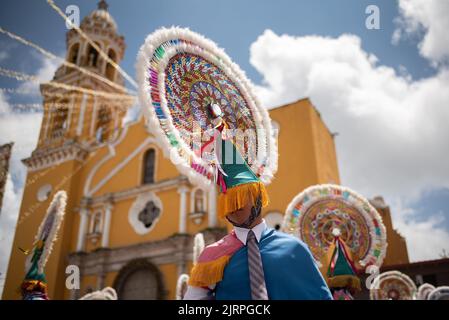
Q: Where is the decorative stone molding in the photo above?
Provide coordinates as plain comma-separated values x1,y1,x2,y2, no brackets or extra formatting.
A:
67,228,227,278
22,143,89,172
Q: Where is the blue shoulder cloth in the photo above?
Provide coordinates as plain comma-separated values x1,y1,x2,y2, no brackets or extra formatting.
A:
215,228,333,300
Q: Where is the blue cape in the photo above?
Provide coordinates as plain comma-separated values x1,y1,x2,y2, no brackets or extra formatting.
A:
215,228,333,300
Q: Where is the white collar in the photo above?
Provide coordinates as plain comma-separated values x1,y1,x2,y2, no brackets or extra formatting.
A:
234,219,267,245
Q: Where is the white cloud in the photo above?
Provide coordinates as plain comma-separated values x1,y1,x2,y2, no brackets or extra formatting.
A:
250,29,449,262
0,100,43,296
393,0,449,65
18,53,59,96
0,175,22,297
390,199,449,261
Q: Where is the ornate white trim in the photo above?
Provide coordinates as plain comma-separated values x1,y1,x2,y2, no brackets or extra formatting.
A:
128,191,163,235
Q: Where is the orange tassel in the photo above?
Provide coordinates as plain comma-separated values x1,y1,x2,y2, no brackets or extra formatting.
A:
218,181,269,218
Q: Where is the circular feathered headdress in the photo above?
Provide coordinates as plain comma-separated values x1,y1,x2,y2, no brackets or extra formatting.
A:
282,184,388,274
370,270,417,300
416,283,435,300
136,27,277,189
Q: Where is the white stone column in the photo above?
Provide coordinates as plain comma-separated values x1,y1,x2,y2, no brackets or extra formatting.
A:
208,185,217,227
76,208,88,252
90,96,98,136
178,186,189,233
101,202,113,248
76,94,87,136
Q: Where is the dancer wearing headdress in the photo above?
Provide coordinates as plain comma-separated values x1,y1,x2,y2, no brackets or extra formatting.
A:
282,184,388,300
20,191,67,300
137,27,332,300
185,104,331,300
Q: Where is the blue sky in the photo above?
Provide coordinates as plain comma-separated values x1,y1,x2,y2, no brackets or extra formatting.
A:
0,0,438,89
1,0,449,292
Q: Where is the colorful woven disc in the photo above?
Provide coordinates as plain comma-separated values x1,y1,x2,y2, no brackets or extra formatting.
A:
282,184,387,270
137,27,277,188
370,271,417,300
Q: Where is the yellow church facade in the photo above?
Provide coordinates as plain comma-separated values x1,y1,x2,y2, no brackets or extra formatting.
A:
2,3,408,300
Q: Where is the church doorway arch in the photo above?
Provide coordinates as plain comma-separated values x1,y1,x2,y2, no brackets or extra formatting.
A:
113,259,166,300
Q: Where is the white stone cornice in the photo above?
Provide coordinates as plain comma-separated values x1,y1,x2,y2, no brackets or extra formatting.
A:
22,143,89,172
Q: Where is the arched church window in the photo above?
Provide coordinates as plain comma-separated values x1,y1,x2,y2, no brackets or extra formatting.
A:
68,43,80,65
95,105,112,143
142,149,155,184
86,42,100,67
50,103,69,139
106,49,116,81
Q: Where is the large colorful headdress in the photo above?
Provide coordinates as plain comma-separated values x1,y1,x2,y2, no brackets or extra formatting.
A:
416,283,435,300
136,27,277,217
428,286,449,300
370,271,417,300
282,184,387,295
21,190,67,300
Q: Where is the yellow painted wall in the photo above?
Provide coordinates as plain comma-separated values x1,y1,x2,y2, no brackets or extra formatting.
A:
2,160,83,300
265,98,340,215
159,263,178,300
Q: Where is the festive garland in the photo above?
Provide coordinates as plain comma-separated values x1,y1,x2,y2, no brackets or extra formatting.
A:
136,27,277,189
282,184,387,270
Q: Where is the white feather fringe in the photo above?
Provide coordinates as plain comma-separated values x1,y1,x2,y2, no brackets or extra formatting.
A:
79,287,118,300
25,190,67,275
193,232,205,265
176,274,190,300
